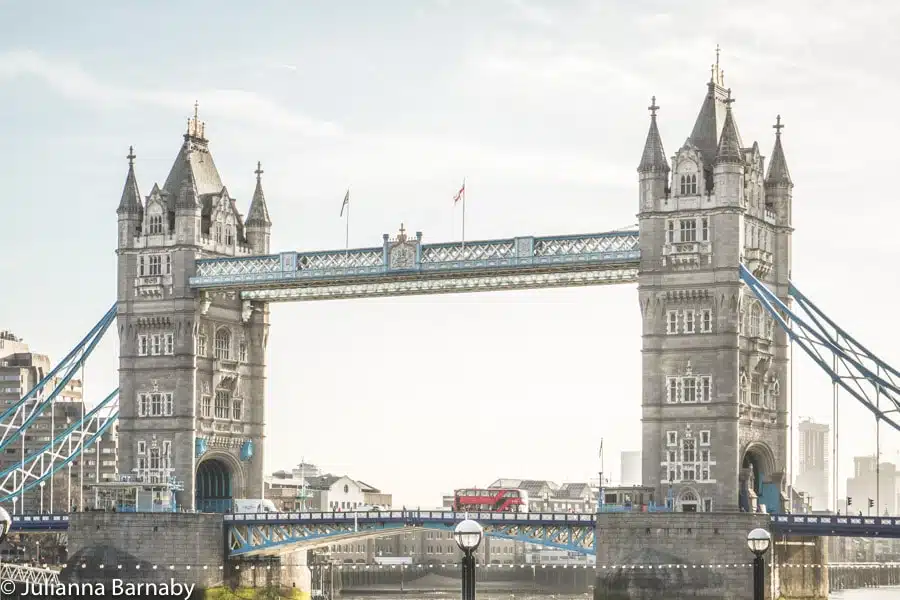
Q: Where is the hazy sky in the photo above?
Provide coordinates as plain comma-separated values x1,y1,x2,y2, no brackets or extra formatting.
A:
1,0,898,508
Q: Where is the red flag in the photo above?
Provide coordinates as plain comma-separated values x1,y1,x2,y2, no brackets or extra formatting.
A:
453,180,465,204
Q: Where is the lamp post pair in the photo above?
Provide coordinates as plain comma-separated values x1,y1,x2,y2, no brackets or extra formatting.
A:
747,528,772,600
454,519,483,600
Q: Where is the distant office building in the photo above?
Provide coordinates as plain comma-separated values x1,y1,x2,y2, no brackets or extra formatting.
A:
0,333,118,513
845,455,897,516
620,451,641,486
795,418,829,511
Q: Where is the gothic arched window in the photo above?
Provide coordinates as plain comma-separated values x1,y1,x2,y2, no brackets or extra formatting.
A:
739,372,749,405
689,174,697,194
749,303,761,337
679,175,686,195
147,204,164,235
214,327,231,360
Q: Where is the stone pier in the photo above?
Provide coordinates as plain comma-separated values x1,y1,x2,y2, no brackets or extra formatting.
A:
63,512,310,599
772,535,829,600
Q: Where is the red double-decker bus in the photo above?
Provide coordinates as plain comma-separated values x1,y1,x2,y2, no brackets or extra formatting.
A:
452,488,528,512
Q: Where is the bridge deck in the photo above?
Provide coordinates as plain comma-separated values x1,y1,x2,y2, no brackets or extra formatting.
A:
188,230,640,301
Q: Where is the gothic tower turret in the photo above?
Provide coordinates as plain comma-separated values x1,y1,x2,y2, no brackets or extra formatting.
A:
637,96,670,213
116,147,142,249
245,162,272,255
637,51,790,514
765,115,793,228
117,104,270,511
713,89,745,207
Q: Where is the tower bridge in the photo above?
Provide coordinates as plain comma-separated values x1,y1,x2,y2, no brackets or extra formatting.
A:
1,57,899,596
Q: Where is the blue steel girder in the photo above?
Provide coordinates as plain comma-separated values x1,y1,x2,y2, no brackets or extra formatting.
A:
225,511,598,557
740,265,900,432
228,521,408,557
188,230,640,301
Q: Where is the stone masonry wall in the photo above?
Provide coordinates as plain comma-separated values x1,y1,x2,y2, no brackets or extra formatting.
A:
64,512,225,589
594,512,770,600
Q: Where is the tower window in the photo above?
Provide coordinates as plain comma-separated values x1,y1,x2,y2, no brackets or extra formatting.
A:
239,339,247,362
700,309,712,333
667,221,675,244
666,431,677,446
682,377,696,403
700,376,711,402
750,374,761,406
200,395,212,418
689,174,697,194
214,390,231,419
666,311,678,334
684,310,695,334
214,328,231,360
225,226,235,246
148,255,162,276
700,431,710,446
679,219,697,242
198,334,207,357
137,441,146,454
148,215,164,235
232,397,242,420
701,218,709,241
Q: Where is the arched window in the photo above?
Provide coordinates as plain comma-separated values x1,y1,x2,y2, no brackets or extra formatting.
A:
147,204,164,235
225,225,235,246
214,223,223,243
214,328,231,360
690,174,697,194
749,303,760,337
740,372,749,405
679,175,686,195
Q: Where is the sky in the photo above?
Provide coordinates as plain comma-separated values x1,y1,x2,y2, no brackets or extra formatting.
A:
1,0,899,509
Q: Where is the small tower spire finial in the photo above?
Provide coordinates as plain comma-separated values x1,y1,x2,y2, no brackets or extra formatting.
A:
255,161,264,181
648,96,659,118
724,88,735,109
773,114,784,136
127,146,136,167
194,100,199,122
716,44,721,67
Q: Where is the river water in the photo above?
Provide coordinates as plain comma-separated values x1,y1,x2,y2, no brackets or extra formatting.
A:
343,589,900,599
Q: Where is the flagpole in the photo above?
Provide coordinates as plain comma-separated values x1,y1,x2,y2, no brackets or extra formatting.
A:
461,178,466,251
345,190,350,251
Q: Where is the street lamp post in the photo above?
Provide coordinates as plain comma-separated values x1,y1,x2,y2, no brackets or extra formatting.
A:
747,528,772,600
0,506,11,574
454,518,483,600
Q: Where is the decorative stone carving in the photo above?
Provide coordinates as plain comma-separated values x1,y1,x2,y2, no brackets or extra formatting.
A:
241,300,253,323
388,223,417,270
200,292,211,315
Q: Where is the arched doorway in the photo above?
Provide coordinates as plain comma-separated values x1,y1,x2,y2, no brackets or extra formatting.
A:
678,489,699,513
740,443,779,513
196,458,233,513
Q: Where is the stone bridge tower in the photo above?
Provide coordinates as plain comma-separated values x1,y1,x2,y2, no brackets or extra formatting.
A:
636,58,793,512
115,106,271,510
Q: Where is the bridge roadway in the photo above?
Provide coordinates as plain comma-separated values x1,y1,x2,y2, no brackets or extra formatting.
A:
13,511,900,556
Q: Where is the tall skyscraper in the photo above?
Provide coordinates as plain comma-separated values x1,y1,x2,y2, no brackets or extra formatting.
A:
620,451,641,486
796,418,829,510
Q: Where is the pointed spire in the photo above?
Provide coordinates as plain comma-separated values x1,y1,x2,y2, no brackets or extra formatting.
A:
715,89,743,165
246,161,272,227
637,96,669,173
765,115,793,186
175,165,199,209
117,146,143,216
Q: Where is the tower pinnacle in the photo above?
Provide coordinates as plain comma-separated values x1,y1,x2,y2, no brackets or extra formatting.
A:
637,95,669,173
117,145,142,216
247,162,272,228
765,115,792,186
715,89,743,164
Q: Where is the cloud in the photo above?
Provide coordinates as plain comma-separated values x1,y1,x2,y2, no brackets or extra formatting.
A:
0,50,340,136
504,0,555,27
